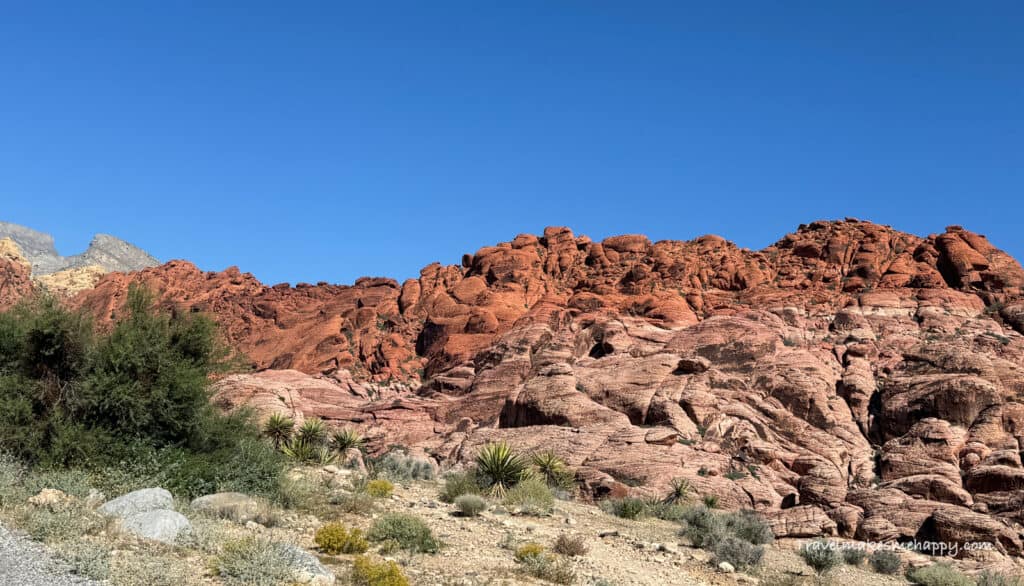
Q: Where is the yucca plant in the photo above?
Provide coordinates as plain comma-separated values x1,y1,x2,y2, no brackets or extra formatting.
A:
476,442,529,497
281,438,316,463
262,412,295,449
297,418,327,446
664,477,692,505
531,450,574,490
331,428,365,453
313,446,339,466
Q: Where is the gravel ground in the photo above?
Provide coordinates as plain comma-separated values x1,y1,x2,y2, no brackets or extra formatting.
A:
0,523,97,586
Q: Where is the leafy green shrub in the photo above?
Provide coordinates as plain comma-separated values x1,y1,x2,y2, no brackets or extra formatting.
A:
842,546,867,565
713,536,764,570
315,522,369,554
351,555,410,586
213,537,296,586
978,571,1024,586
366,479,394,498
261,413,294,449
370,450,435,482
439,470,481,503
906,564,974,586
367,513,440,553
476,442,529,497
799,540,843,575
552,533,588,557
601,497,648,520
721,509,774,545
331,428,365,453
869,549,902,575
454,494,487,517
503,476,555,515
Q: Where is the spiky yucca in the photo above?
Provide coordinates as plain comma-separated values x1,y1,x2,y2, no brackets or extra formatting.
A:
476,442,529,497
297,418,327,446
530,450,573,489
281,438,316,462
331,428,365,453
262,412,295,449
664,477,692,505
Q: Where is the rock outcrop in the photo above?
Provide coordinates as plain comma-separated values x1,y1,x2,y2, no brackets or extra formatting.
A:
0,221,157,276
64,219,1024,555
0,238,35,310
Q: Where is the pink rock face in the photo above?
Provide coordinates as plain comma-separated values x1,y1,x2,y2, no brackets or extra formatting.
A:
70,220,1024,556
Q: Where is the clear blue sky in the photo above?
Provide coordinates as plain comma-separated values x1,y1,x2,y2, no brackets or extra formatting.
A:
1,2,1021,285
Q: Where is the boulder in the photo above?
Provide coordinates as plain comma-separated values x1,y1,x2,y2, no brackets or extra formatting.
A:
190,492,260,523
99,488,173,519
119,509,192,544
276,543,336,585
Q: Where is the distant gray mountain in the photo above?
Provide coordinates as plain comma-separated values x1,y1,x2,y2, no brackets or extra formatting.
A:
0,221,158,275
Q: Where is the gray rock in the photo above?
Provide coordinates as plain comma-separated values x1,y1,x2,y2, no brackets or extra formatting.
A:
275,543,335,585
99,488,173,519
119,510,192,544
190,492,259,523
0,221,157,275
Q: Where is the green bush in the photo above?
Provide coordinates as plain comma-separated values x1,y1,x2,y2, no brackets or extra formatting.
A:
978,571,1024,586
531,451,574,490
679,505,726,548
514,542,545,561
331,428,365,453
454,494,488,517
869,549,902,575
351,555,410,586
315,522,369,554
476,442,529,497
14,500,105,543
518,552,577,585
370,450,435,482
601,497,648,520
439,470,482,503
503,476,555,515
713,536,764,570
367,513,440,553
906,564,974,586
366,479,394,498
296,418,327,446
842,546,867,565
213,537,297,586
799,540,843,575
721,509,774,545
57,541,111,581
261,413,294,449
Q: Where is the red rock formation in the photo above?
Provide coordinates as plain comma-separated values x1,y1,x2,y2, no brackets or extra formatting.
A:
69,219,1024,555
0,238,35,310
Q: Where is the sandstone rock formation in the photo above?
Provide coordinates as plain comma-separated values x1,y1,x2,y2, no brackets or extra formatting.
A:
0,238,34,310
62,219,1024,556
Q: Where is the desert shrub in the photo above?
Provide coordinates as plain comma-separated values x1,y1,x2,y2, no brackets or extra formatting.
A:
713,536,764,570
370,450,435,482
58,541,111,581
366,478,394,498
721,509,774,545
330,490,378,515
0,450,27,506
367,513,440,553
454,494,488,517
515,542,546,561
108,552,190,586
702,494,719,508
906,563,974,586
331,428,365,453
664,477,692,505
679,505,726,548
261,413,294,449
14,501,105,543
213,537,296,586
799,540,843,575
351,555,410,586
978,571,1024,586
601,497,648,520
842,545,867,565
315,522,369,554
297,418,327,446
519,553,577,585
646,500,688,521
476,442,529,496
531,451,575,490
552,533,588,557
439,470,482,503
503,476,555,515
869,549,902,575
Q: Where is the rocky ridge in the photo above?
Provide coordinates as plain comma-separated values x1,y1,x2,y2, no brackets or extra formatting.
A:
51,219,1024,559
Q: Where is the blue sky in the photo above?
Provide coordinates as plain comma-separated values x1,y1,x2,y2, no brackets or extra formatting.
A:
1,2,1021,285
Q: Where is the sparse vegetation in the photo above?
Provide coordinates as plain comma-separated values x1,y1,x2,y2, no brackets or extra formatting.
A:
213,536,297,586
906,563,974,586
476,442,530,497
439,470,482,503
842,545,867,565
315,522,369,554
350,555,410,586
664,477,692,504
454,493,487,517
503,476,555,515
978,571,1024,586
370,450,436,482
367,513,440,553
712,536,764,570
601,497,647,520
869,548,902,574
366,478,394,498
331,427,366,453
552,533,588,557
799,539,843,575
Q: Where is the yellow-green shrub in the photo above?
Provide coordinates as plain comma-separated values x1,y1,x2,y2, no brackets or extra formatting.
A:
514,542,545,561
314,522,368,554
366,479,394,498
350,555,409,586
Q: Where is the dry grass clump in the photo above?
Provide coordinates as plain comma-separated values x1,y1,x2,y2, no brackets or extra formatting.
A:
552,533,588,557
